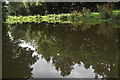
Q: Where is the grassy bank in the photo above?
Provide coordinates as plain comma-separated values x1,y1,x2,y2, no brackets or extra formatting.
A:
6,10,120,26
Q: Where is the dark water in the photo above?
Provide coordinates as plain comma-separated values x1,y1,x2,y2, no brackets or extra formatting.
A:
2,22,119,78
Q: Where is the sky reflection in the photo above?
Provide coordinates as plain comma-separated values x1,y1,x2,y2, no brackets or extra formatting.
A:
17,38,102,78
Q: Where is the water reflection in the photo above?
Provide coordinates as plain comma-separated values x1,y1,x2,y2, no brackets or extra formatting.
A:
31,56,97,78
4,22,119,78
2,23,38,78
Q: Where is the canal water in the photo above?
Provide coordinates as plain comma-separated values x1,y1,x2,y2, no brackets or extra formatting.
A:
2,22,119,78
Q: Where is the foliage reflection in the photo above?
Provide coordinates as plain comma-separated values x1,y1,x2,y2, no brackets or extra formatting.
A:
2,23,38,78
8,22,119,78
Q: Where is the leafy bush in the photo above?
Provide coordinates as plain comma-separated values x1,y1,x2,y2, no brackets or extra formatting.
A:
80,7,90,17
97,3,114,20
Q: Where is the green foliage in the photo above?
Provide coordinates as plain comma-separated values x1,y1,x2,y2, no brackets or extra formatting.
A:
2,2,8,21
7,2,47,16
80,7,90,17
97,3,114,20
6,10,120,28
3,2,120,78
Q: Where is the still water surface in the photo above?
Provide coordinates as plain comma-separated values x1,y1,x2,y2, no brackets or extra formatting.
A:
2,22,119,78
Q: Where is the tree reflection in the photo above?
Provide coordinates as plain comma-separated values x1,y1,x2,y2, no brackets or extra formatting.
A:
97,22,118,38
8,22,119,78
2,23,38,78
